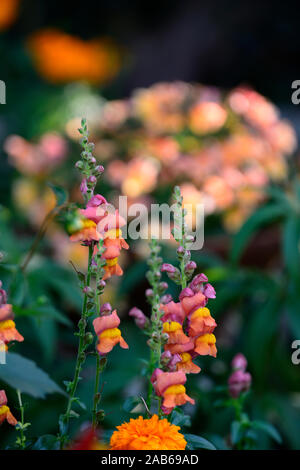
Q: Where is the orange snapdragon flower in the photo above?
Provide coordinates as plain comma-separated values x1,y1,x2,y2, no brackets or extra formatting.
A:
176,352,201,374
0,304,24,344
93,310,128,355
188,307,217,337
110,415,186,450
194,333,217,357
27,29,120,85
0,390,17,426
152,369,194,414
162,321,189,345
69,218,101,243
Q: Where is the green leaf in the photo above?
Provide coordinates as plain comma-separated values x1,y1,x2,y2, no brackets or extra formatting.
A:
0,352,65,398
231,421,243,445
48,183,68,207
123,396,143,413
252,420,282,444
13,304,72,327
171,409,191,427
184,433,216,450
230,204,286,265
32,435,60,450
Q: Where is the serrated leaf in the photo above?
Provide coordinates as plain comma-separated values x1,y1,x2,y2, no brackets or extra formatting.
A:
0,352,65,398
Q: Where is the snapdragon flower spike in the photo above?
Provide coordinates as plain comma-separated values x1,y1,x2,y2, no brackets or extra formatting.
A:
151,369,195,414
93,310,128,355
0,390,17,426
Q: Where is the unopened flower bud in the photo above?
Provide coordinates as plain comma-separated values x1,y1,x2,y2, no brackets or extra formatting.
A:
145,288,154,298
83,286,94,297
100,303,112,315
179,287,194,301
75,160,84,170
95,165,104,175
231,353,247,371
87,175,97,185
129,307,149,329
161,294,173,304
84,332,94,345
161,263,176,274
184,261,197,277
228,370,252,398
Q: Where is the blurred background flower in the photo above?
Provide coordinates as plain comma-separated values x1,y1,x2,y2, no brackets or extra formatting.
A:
0,0,300,450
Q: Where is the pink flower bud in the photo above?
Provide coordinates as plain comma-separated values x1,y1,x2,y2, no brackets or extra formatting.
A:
129,307,149,329
232,353,247,371
203,283,216,299
161,294,173,304
161,263,176,274
228,370,252,398
179,287,194,301
100,303,112,315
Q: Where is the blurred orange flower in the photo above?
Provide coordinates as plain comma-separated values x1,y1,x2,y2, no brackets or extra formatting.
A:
0,0,19,31
27,29,120,84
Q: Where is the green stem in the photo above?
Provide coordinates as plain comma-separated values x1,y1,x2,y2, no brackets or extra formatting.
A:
92,353,101,428
16,389,26,450
59,244,93,447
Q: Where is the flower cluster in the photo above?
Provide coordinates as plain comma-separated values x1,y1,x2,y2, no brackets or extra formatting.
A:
64,82,296,232
151,271,217,414
69,194,129,280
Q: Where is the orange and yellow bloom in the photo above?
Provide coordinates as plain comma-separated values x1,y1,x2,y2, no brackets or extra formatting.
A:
0,390,17,426
110,415,187,450
93,310,128,355
151,369,194,414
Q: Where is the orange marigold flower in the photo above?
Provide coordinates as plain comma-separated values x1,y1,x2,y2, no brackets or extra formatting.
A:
162,321,189,345
194,333,217,358
176,352,201,374
110,415,187,450
27,29,120,85
0,0,20,31
188,307,217,337
93,310,128,355
0,390,17,426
